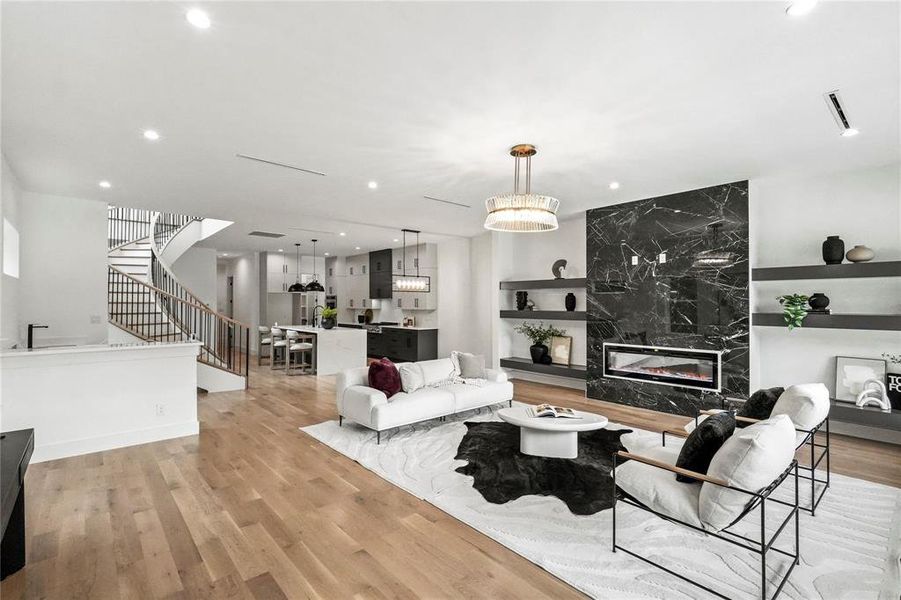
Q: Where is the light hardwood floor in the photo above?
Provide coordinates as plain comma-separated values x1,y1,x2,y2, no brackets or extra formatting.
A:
3,364,900,599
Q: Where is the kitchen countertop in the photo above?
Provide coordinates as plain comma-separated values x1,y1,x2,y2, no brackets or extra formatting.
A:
379,326,438,331
279,325,365,335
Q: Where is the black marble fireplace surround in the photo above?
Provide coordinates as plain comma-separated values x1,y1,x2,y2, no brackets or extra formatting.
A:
586,181,749,415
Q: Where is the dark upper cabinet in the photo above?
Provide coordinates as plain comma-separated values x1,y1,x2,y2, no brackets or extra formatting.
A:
369,249,393,299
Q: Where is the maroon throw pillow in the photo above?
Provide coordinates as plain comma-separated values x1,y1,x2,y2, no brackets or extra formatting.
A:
368,358,401,399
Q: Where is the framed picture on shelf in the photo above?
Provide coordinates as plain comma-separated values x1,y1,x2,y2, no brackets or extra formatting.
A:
834,356,886,403
549,336,572,366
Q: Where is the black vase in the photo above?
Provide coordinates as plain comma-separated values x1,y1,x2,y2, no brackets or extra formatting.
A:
529,344,548,364
565,292,576,312
516,291,528,311
322,317,335,329
808,293,830,311
822,236,845,265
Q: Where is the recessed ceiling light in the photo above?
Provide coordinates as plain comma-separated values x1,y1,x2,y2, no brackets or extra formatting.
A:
339,232,346,236
785,0,817,17
674,209,682,213
368,181,378,190
324,252,330,256
355,246,361,250
278,248,284,252
99,180,111,188
222,253,229,257
609,182,621,190
393,238,399,243
186,8,211,29
840,128,859,137
143,129,160,141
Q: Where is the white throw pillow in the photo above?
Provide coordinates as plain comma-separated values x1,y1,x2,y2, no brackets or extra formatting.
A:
397,363,425,394
771,383,830,432
417,358,457,386
699,414,796,531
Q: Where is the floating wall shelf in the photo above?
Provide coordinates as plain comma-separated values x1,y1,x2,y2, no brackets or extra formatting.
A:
499,278,586,290
500,310,586,321
752,261,901,281
830,400,901,432
752,313,901,331
499,357,587,379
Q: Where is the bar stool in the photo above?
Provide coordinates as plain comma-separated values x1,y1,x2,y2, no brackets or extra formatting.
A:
257,326,272,366
286,331,315,376
270,327,287,369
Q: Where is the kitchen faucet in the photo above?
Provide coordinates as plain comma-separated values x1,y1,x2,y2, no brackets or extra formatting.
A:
313,305,324,328
27,324,49,349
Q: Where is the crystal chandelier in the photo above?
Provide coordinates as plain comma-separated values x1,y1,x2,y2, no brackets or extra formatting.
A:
484,144,559,232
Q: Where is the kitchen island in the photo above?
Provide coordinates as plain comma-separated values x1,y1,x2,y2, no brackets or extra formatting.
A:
280,325,367,375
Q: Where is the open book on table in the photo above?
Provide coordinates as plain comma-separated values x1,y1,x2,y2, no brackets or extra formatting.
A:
530,403,579,419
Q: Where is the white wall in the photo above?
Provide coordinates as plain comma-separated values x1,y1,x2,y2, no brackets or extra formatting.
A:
171,247,218,307
750,162,901,393
18,191,108,346
223,253,261,350
1,156,22,348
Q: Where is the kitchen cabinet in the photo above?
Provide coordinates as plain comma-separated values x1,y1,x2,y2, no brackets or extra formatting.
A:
367,328,437,362
392,243,436,274
369,249,392,299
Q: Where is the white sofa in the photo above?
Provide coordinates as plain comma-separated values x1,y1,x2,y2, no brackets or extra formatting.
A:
336,357,514,442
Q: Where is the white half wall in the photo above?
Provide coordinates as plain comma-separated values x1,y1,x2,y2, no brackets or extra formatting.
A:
18,191,108,346
750,163,901,393
172,247,218,307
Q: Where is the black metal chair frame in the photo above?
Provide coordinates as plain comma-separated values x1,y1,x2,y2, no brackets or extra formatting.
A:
691,411,830,516
612,452,800,600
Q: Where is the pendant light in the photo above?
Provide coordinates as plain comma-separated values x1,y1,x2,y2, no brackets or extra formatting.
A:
484,144,559,232
287,243,306,292
392,229,430,292
305,239,325,292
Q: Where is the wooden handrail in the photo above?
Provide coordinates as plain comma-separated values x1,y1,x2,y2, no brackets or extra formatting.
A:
109,266,248,327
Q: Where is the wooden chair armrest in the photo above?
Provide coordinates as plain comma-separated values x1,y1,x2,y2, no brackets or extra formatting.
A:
616,451,728,486
662,428,689,438
735,415,760,424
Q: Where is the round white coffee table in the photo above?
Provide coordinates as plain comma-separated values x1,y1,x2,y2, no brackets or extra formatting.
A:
498,406,609,459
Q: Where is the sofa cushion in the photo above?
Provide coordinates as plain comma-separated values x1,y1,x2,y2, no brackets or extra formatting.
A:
442,381,514,412
615,445,702,528
398,363,425,394
368,358,401,399
675,412,735,483
772,383,830,432
699,414,796,531
417,358,457,386
370,388,455,430
458,353,487,379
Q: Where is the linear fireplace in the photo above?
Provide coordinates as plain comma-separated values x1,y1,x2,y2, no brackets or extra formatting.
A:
602,343,723,392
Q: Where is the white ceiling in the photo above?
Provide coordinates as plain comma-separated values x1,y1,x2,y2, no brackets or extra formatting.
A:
3,1,898,257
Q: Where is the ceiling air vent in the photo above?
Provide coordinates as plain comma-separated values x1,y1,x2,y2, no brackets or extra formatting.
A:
823,90,859,137
248,231,286,238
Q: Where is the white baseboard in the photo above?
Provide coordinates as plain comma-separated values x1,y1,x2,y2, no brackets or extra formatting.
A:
31,420,200,463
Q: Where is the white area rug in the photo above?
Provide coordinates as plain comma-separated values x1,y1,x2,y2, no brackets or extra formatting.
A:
301,404,901,599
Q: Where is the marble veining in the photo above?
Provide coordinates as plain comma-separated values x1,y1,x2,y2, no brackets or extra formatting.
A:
585,181,750,415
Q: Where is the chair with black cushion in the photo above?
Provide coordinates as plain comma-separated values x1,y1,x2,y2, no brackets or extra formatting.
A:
613,414,801,600
688,383,831,515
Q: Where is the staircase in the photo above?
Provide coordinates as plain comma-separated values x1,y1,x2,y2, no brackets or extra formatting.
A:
107,207,250,388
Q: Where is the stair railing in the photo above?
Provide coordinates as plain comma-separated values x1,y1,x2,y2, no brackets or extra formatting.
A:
108,206,153,250
108,266,250,379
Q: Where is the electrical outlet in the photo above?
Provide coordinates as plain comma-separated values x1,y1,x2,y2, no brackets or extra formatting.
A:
658,252,667,264
155,403,165,417
631,255,639,266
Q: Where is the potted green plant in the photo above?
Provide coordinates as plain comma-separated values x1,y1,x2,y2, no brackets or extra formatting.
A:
514,322,566,363
776,294,809,331
320,307,338,329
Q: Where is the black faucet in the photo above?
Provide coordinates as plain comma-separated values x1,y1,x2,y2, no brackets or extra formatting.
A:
27,324,48,349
